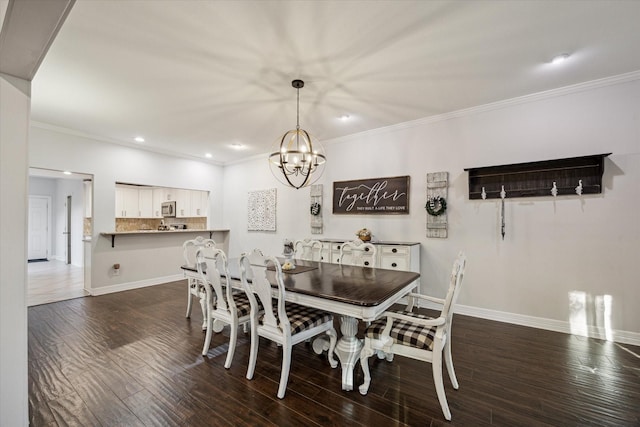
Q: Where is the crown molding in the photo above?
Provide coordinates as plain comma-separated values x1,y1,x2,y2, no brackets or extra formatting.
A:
29,121,224,166
325,70,640,147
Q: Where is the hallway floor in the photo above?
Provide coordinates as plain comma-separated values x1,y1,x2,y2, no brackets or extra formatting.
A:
28,259,87,306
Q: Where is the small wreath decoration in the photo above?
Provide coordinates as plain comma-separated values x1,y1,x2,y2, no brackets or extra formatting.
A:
425,196,447,216
310,202,321,216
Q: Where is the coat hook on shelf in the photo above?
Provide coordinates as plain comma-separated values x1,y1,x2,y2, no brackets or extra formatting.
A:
481,187,487,200
551,182,558,197
500,185,506,240
575,179,583,196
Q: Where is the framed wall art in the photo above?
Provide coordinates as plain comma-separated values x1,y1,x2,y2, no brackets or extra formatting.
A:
333,175,410,215
247,188,277,231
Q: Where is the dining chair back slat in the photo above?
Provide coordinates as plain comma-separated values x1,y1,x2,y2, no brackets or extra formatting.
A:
339,239,377,268
183,237,216,328
196,246,253,368
239,248,338,398
293,238,323,261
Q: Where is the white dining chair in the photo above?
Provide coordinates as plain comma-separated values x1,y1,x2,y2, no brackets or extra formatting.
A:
293,238,323,261
183,236,216,329
239,248,338,399
339,239,377,268
196,246,255,368
359,252,467,421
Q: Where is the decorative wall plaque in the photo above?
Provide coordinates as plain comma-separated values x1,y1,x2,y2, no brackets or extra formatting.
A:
310,184,323,234
247,188,276,231
333,176,410,215
426,172,448,238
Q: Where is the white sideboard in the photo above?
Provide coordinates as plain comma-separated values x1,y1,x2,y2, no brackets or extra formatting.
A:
316,238,421,293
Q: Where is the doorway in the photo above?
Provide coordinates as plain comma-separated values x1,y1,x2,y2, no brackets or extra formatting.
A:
27,168,92,306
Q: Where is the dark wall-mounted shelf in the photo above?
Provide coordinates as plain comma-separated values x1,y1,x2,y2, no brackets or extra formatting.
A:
464,153,610,200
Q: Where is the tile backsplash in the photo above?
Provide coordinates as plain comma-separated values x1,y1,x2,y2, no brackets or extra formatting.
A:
83,218,92,237
115,217,207,232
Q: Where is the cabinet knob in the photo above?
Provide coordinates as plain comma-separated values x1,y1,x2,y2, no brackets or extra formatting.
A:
392,263,397,268
392,248,397,253
365,247,370,252
364,261,369,266
337,245,341,250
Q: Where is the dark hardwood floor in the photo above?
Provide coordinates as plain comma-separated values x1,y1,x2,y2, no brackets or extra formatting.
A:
29,280,640,426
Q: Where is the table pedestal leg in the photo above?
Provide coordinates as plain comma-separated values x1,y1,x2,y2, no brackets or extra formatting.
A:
333,315,362,391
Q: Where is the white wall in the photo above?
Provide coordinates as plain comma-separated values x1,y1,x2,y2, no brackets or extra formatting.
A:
0,74,29,425
29,127,226,291
223,76,640,344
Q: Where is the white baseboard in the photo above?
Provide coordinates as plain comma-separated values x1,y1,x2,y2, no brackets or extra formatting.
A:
88,274,184,296
420,301,640,347
88,277,640,347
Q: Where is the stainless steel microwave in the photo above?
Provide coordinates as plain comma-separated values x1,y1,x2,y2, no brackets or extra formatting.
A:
161,201,176,217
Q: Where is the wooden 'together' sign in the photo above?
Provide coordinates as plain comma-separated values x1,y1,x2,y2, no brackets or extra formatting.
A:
333,176,410,215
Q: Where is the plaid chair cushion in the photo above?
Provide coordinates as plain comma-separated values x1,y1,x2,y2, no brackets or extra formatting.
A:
365,310,437,350
229,293,253,317
212,292,261,317
261,303,333,334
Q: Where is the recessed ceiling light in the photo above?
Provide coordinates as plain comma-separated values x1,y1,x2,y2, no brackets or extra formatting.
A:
63,171,72,175
551,53,570,65
134,136,145,143
231,143,244,149
339,114,351,121
205,153,213,158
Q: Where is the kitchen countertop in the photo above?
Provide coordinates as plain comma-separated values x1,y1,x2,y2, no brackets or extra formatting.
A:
101,228,229,235
100,229,229,247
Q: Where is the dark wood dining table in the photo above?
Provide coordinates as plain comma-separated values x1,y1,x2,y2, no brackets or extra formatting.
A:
182,258,420,391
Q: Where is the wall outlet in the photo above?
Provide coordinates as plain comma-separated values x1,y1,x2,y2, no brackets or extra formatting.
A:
113,263,120,276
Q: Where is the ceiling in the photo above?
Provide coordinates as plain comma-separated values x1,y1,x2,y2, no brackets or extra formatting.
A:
21,0,640,164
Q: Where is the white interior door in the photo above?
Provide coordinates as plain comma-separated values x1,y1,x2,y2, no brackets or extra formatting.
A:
28,196,50,260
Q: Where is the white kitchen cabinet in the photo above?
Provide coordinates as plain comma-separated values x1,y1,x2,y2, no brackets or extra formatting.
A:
175,189,191,218
115,185,139,218
190,190,209,217
163,188,174,202
138,188,153,218
116,185,210,219
152,187,166,218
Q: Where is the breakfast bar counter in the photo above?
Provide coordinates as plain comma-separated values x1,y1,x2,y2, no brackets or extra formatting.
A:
101,229,229,247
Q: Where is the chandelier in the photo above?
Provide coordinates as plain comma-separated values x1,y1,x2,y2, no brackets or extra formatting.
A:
269,79,326,189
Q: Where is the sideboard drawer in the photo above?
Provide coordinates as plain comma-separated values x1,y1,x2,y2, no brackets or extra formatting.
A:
380,256,409,270
379,245,410,256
